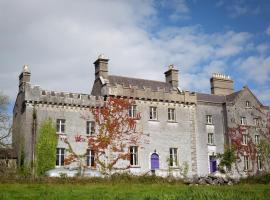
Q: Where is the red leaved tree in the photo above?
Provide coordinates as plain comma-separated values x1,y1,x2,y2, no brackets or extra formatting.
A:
63,97,147,176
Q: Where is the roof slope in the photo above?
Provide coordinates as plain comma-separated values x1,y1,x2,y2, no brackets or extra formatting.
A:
108,75,175,92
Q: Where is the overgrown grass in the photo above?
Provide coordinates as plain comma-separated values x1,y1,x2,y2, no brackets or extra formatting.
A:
0,183,269,200
240,173,270,184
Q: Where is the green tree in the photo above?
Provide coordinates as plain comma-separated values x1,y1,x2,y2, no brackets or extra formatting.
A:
36,119,57,176
217,146,237,172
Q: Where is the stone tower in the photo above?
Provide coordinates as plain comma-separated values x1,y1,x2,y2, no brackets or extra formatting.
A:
94,54,109,80
164,64,179,88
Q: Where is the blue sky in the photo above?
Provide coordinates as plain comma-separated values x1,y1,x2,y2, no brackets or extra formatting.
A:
0,0,270,111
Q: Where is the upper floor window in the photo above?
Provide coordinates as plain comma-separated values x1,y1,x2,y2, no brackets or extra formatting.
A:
208,133,214,145
242,131,248,145
130,146,138,166
169,148,178,167
254,118,259,126
86,149,95,167
149,106,157,120
56,119,65,133
86,121,95,135
56,148,65,167
129,105,137,118
246,101,250,107
168,108,176,121
244,155,249,171
206,115,213,124
255,135,260,145
240,117,246,125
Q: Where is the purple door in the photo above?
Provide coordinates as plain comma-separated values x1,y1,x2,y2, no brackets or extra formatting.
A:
209,156,217,173
151,153,159,170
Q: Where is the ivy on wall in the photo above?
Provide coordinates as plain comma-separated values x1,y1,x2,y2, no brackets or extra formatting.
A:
35,119,57,176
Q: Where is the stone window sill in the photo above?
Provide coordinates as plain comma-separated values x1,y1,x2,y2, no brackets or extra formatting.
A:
167,121,178,123
207,144,216,146
130,165,141,168
148,119,159,122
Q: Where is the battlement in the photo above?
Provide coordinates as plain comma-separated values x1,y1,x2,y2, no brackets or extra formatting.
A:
24,83,103,107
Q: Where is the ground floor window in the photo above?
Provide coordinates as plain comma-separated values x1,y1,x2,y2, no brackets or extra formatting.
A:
257,155,262,170
169,148,178,167
86,149,95,167
244,155,249,171
130,146,138,166
56,148,65,166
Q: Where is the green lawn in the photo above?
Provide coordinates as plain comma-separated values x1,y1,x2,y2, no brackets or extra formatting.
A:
0,183,269,200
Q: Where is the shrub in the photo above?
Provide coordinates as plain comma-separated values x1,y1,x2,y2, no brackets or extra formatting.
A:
36,119,57,176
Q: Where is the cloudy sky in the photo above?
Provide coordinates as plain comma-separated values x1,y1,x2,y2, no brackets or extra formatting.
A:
1,0,270,109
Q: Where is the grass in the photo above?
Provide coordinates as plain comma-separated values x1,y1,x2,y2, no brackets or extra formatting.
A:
0,182,269,200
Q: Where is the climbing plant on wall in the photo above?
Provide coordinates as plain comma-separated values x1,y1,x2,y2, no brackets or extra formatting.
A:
36,119,57,176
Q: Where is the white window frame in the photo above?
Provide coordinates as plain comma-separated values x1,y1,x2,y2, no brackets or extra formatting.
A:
168,108,176,121
240,117,246,125
246,101,250,107
86,121,95,135
130,146,138,166
56,148,65,167
169,148,178,167
206,115,213,124
254,118,259,126
242,132,248,145
129,105,137,118
208,133,214,145
149,106,157,120
256,155,262,170
56,119,65,133
86,149,95,167
244,155,249,171
255,135,260,145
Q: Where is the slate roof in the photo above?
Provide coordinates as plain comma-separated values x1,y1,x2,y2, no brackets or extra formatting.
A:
108,75,175,92
196,93,226,103
225,91,241,102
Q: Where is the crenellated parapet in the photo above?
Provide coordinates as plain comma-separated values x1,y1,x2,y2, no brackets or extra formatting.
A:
107,84,196,104
24,83,103,108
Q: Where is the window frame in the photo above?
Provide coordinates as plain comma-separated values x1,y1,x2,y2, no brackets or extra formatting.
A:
56,148,65,167
242,131,248,145
169,148,178,167
208,133,214,145
240,117,246,125
86,149,95,167
130,146,138,166
86,121,95,135
168,108,176,122
255,134,260,145
149,106,158,120
56,119,66,134
256,155,262,171
128,105,137,118
206,115,213,124
244,155,249,171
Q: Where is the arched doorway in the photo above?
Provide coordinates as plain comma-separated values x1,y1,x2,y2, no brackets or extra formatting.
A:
151,153,159,170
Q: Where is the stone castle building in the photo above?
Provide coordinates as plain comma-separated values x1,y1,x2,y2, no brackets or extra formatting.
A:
13,55,270,177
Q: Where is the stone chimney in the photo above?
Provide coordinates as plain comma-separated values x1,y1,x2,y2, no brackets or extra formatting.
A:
164,64,179,88
210,73,234,95
19,65,31,92
94,54,109,80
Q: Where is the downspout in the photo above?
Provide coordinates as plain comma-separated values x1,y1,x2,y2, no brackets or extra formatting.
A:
31,103,37,176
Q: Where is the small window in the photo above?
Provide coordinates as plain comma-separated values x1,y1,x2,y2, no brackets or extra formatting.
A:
255,135,260,145
149,107,157,120
257,155,262,170
130,146,138,166
56,119,65,133
169,148,178,167
129,105,137,118
240,117,246,125
56,148,65,166
86,149,95,167
254,118,259,126
208,133,214,145
242,132,248,145
244,155,249,171
168,108,176,121
246,101,250,107
206,115,213,124
86,121,95,135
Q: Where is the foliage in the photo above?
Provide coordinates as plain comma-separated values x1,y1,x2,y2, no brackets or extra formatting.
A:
240,173,270,184
217,146,236,172
0,92,11,148
63,97,147,175
35,119,57,176
0,182,270,200
257,139,270,171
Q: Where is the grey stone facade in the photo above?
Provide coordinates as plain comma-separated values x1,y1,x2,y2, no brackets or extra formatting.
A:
12,56,269,177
